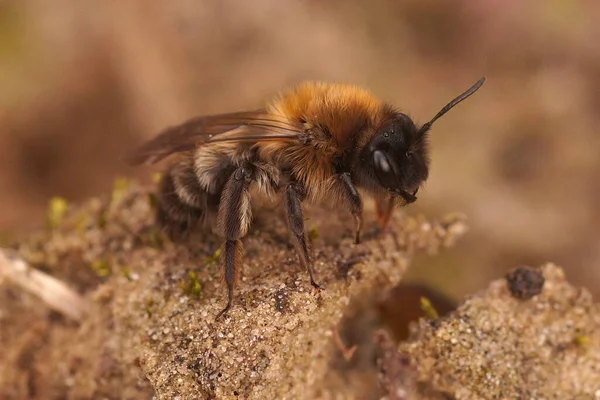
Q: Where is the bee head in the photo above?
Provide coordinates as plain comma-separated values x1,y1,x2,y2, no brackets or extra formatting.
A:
367,77,486,204
368,114,429,204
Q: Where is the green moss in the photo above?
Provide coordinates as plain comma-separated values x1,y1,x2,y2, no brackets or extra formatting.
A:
111,178,131,204
91,259,111,278
75,214,89,233
122,266,133,281
308,226,320,242
420,296,439,319
205,248,221,265
140,228,164,249
574,335,591,347
97,211,107,229
46,197,68,230
145,297,155,318
180,270,202,298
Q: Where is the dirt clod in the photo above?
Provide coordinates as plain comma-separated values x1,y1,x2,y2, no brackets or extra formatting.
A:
505,265,545,300
400,263,600,400
0,182,467,399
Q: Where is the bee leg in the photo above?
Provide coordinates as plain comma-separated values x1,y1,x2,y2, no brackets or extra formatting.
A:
375,194,395,232
284,183,321,290
215,239,243,320
337,173,363,245
215,166,253,320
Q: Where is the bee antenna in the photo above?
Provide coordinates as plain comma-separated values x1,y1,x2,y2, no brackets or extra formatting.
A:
417,76,486,137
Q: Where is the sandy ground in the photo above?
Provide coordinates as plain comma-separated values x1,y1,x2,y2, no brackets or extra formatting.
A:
1,182,599,399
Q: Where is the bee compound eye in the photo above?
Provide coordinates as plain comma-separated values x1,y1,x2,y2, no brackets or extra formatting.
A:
373,150,398,189
373,150,391,173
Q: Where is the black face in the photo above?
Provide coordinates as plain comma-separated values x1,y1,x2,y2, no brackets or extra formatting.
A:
358,77,485,204
366,113,430,204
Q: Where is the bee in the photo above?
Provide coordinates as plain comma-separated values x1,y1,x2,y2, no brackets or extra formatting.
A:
126,77,486,318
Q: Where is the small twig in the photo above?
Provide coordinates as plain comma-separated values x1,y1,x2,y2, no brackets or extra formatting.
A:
333,328,358,362
0,248,89,321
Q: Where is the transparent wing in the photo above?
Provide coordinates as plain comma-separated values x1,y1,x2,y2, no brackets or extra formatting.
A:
124,109,303,165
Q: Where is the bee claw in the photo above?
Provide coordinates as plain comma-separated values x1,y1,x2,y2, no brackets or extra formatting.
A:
215,299,233,321
310,280,323,291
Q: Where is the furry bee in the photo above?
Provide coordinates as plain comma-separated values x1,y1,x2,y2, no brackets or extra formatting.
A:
126,77,486,318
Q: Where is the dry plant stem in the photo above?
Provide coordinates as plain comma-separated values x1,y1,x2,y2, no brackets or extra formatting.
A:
0,248,88,321
334,328,358,361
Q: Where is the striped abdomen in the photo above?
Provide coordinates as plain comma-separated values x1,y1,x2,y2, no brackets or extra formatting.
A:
155,155,228,239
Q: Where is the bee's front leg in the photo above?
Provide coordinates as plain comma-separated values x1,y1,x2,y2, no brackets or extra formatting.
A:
336,173,363,244
283,182,321,290
215,166,253,320
375,194,395,232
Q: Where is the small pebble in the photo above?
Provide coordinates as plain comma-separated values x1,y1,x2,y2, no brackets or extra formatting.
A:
506,266,545,300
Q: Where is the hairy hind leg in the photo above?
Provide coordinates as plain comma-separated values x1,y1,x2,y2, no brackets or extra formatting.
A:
215,165,254,319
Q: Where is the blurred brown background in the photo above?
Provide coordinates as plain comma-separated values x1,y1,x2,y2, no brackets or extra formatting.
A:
1,0,599,299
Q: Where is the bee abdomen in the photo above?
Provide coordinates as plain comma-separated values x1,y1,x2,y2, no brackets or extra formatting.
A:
155,163,208,239
171,162,207,209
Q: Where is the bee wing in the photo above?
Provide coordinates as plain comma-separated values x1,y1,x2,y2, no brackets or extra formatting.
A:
124,109,303,166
